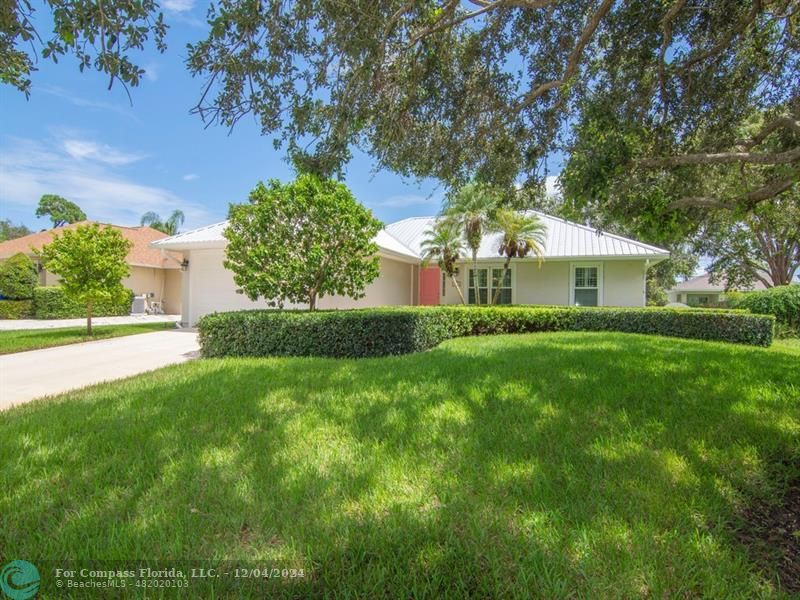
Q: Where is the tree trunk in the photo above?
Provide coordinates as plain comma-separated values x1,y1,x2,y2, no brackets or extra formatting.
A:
86,300,93,335
450,274,466,305
492,257,512,305
471,251,479,306
309,293,316,311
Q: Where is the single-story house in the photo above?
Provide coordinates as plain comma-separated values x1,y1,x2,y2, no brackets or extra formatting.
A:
666,273,767,306
0,221,184,314
152,211,669,325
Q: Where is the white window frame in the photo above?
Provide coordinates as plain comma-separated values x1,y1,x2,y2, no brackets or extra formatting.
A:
464,264,516,305
570,262,603,307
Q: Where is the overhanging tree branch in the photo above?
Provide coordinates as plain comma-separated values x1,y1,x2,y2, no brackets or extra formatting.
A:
737,116,800,149
516,0,615,108
657,0,687,116
676,0,762,72
637,146,800,167
668,176,796,210
409,0,558,46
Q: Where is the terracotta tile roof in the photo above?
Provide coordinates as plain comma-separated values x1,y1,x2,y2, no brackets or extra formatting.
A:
0,221,182,269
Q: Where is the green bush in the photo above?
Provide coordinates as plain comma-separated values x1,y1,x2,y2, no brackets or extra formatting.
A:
32,286,134,319
198,305,775,358
0,253,38,300
0,299,34,319
734,285,800,336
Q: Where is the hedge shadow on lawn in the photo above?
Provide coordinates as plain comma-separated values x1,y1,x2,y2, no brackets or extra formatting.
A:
2,333,798,597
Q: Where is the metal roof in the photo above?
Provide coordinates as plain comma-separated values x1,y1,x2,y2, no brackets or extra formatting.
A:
152,220,419,260
385,211,669,260
153,211,669,261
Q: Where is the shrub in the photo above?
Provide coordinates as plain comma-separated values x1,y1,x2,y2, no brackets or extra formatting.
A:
734,285,799,326
0,253,38,300
734,285,800,336
198,305,774,358
0,299,34,319
33,286,134,319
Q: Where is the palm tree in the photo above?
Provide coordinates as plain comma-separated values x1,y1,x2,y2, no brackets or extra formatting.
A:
420,220,467,304
140,210,185,235
490,210,547,305
441,182,499,305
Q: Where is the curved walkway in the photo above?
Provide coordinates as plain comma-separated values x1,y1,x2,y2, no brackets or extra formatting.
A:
0,329,199,410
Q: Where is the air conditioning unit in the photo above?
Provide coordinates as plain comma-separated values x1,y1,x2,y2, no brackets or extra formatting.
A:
131,295,147,314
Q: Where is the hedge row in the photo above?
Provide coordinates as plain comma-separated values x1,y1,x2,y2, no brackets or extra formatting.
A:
31,286,134,319
0,287,134,320
198,305,775,358
729,285,799,332
0,299,34,319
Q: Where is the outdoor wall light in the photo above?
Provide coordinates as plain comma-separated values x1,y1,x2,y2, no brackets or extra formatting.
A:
180,259,190,271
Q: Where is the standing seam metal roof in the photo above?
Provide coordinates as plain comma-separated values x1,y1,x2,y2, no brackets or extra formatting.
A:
152,211,669,260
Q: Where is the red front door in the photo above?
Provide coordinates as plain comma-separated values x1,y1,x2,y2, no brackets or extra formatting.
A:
419,266,441,305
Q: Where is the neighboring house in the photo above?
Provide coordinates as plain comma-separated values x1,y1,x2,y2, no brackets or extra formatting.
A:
0,221,184,314
666,273,767,307
153,211,669,325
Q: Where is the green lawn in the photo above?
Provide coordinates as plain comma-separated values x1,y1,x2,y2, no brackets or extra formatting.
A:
0,322,175,354
1,332,798,598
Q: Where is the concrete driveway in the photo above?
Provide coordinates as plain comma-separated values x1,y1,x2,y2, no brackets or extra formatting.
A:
0,330,200,410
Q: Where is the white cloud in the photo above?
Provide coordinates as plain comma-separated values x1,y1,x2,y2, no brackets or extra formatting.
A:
63,138,146,166
0,136,213,229
163,0,195,11
38,85,138,120
371,193,441,209
545,175,561,198
143,63,159,82
182,173,199,181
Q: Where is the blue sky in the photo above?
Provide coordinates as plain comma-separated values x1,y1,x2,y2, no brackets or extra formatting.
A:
3,2,559,232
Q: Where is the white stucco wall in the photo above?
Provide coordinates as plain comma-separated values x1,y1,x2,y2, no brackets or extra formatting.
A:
441,259,648,307
181,250,651,323
182,249,415,324
515,261,572,305
318,257,415,309
163,269,183,314
603,260,648,307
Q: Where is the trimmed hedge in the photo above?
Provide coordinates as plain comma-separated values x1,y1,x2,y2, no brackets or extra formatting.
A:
0,252,38,300
198,305,775,358
731,285,799,334
32,286,134,319
0,299,34,319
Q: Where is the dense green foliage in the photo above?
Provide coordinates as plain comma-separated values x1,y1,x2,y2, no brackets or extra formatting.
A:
199,306,774,358
0,219,30,241
0,252,38,299
32,286,133,319
696,195,800,288
185,1,797,196
732,285,800,336
441,183,500,305
35,194,86,227
224,175,382,310
37,223,132,333
420,220,467,304
1,0,166,96
0,322,172,354
2,333,798,597
0,299,33,319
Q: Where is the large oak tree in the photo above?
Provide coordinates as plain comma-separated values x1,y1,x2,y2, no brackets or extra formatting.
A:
4,1,797,211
